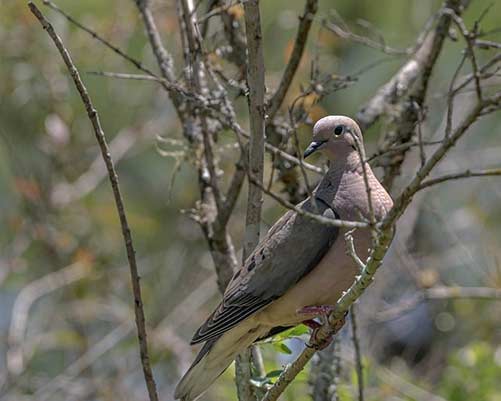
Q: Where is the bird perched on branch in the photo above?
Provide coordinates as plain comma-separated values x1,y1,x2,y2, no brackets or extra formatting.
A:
175,115,393,401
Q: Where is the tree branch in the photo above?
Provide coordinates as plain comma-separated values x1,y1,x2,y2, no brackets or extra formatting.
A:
267,0,318,119
28,4,159,401
236,1,267,399
418,168,501,190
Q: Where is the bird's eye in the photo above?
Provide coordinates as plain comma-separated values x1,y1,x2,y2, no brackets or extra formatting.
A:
334,125,344,137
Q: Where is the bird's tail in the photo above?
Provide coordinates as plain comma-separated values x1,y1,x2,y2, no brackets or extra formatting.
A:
175,322,266,401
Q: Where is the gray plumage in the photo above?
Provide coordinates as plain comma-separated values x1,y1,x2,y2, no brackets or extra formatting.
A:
175,115,393,401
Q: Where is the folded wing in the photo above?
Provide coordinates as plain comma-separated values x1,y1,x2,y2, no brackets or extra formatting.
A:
191,198,339,344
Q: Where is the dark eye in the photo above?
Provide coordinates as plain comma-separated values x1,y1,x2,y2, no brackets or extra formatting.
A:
334,125,344,136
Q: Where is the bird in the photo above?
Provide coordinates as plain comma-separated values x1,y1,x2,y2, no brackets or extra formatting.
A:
175,115,393,401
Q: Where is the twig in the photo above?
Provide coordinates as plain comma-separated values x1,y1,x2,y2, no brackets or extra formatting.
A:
418,168,501,190
267,0,318,119
41,0,157,77
248,174,369,229
87,70,166,82
27,4,159,401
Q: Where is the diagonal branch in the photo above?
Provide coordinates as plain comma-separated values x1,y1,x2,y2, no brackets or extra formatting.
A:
27,3,159,401
267,0,318,120
417,168,501,190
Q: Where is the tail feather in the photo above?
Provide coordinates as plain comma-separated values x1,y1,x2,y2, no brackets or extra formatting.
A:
175,322,266,401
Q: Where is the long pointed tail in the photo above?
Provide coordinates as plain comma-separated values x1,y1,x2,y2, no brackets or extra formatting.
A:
175,323,266,401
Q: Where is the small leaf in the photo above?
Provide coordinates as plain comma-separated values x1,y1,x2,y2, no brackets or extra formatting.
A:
287,324,309,337
273,342,292,355
266,370,283,378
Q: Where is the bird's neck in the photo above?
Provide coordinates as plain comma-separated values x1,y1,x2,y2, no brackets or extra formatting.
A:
326,150,367,178
314,151,377,218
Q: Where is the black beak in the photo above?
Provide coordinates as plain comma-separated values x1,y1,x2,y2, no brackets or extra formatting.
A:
303,140,326,158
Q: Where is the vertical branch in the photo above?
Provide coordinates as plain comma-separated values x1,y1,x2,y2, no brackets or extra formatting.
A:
242,0,266,261
27,4,159,401
350,305,364,401
309,339,341,401
235,1,266,400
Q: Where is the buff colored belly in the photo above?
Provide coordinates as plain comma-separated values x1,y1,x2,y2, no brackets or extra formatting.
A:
255,228,371,328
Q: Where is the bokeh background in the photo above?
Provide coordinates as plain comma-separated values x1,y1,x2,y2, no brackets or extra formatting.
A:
1,0,500,400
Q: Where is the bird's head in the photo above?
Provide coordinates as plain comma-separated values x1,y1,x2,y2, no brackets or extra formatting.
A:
304,115,364,160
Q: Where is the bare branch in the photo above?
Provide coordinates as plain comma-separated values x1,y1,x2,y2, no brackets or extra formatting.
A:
267,0,319,119
42,0,158,77
28,4,159,401
234,2,267,399
418,168,501,190
242,0,266,260
248,174,369,229
356,0,466,131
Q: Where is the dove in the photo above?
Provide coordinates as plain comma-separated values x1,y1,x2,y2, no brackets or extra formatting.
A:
175,115,393,401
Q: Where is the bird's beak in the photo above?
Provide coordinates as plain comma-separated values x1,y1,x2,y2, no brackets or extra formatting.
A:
303,140,326,158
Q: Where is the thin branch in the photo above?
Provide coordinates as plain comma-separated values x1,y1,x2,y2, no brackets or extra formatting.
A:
248,174,369,229
134,0,176,82
267,0,318,119
418,168,501,190
42,0,157,77
28,4,159,401
87,70,166,82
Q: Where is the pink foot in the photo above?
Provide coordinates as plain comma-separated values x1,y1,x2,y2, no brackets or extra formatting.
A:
297,305,335,316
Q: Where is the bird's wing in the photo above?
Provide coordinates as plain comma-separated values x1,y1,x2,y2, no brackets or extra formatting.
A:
191,198,339,344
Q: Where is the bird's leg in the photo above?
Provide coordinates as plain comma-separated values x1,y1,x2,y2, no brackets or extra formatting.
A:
298,307,348,351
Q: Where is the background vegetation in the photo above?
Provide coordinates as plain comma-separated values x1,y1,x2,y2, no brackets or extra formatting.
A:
1,0,500,400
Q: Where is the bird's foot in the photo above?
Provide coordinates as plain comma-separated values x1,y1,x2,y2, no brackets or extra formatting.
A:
297,305,335,316
308,327,333,350
304,311,348,351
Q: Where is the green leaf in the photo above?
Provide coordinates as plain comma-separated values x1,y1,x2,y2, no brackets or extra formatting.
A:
273,342,293,355
265,369,283,378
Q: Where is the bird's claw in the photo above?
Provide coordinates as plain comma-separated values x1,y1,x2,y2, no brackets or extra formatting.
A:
307,327,333,350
